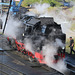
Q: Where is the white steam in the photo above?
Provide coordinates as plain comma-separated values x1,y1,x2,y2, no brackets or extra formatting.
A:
0,14,22,38
33,3,50,15
24,37,68,74
24,38,35,54
26,3,75,38
42,43,57,61
42,39,67,74
0,3,73,74
55,38,65,47
26,3,50,16
25,3,71,74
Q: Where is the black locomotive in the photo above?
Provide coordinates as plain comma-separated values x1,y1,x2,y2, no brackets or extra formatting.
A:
7,14,66,63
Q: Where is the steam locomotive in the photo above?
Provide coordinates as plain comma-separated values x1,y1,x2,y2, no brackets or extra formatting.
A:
7,14,66,63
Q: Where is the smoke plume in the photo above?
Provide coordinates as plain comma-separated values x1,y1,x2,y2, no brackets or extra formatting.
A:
42,39,68,74
25,3,73,74
0,14,22,39
26,3,75,38
0,2,73,74
24,38,35,54
24,35,68,74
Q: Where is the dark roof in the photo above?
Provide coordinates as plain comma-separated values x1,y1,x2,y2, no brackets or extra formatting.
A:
38,17,54,25
27,18,41,26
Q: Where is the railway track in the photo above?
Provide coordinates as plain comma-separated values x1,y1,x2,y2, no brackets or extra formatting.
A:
0,34,75,75
0,49,64,75
0,49,75,75
0,63,23,75
0,46,75,75
0,70,8,75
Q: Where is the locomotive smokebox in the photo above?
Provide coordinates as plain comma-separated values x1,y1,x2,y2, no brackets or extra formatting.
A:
0,19,3,29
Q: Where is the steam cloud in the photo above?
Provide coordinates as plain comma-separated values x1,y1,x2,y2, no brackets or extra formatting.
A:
24,37,68,74
24,38,35,54
0,14,22,39
42,39,68,74
26,3,75,38
25,3,73,74
0,2,74,74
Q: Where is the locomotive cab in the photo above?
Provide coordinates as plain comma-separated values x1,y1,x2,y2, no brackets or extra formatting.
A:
24,18,41,35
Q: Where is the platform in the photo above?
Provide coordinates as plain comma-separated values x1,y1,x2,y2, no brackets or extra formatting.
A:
65,53,75,67
64,53,75,74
